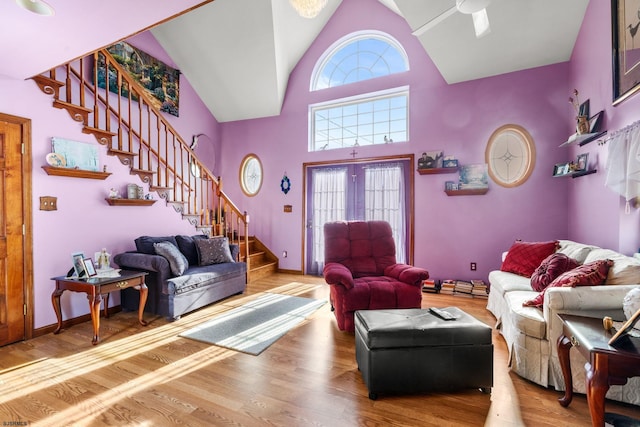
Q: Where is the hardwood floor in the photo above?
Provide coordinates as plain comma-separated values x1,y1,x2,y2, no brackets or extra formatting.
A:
1,273,639,426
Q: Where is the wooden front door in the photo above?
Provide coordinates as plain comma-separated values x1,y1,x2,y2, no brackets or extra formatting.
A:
0,114,31,346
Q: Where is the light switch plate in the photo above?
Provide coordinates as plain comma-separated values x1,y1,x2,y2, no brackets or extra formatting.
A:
40,196,57,211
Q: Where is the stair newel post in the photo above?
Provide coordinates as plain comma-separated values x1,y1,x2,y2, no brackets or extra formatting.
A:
217,178,223,236
244,211,250,278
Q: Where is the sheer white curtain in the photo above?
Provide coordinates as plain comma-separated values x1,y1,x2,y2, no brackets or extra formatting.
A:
311,167,347,272
605,122,640,213
364,163,406,263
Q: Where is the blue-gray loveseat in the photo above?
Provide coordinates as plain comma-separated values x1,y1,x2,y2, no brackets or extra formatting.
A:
114,234,247,321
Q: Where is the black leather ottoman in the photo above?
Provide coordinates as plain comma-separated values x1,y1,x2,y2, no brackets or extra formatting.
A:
355,307,493,400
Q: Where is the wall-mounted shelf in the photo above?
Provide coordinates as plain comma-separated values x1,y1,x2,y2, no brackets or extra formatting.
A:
445,188,488,196
105,198,156,206
417,167,458,175
560,130,607,147
42,166,111,180
554,169,598,179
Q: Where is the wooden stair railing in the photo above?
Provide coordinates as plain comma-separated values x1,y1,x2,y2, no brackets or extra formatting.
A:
32,50,262,279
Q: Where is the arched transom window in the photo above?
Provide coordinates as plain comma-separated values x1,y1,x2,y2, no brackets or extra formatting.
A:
311,31,409,91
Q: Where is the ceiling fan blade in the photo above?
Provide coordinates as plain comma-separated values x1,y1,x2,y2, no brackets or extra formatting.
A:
412,6,457,37
471,8,491,38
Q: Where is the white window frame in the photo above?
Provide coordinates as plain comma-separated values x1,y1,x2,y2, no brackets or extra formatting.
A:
310,30,410,91
309,86,409,152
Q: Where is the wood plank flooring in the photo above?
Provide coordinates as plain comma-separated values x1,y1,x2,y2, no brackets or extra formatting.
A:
1,273,639,426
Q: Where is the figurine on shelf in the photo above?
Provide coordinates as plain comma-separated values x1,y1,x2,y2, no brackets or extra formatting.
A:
108,188,120,199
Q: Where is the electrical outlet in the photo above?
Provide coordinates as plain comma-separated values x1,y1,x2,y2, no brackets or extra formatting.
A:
470,262,477,271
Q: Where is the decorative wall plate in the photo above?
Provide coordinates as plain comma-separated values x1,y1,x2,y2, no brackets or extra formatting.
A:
281,175,291,194
46,152,66,167
485,124,536,188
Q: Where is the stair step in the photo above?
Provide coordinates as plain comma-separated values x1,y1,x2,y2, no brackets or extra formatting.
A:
130,168,156,184
53,99,91,124
83,126,116,145
32,75,65,98
150,186,172,200
107,147,137,165
248,260,278,282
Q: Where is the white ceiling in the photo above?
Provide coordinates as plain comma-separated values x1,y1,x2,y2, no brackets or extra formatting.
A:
0,0,590,123
152,0,590,122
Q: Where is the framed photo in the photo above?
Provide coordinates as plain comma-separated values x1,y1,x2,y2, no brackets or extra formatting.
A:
609,307,640,346
72,252,86,277
612,0,640,104
589,110,604,133
575,153,589,172
418,151,443,169
83,258,97,277
553,162,570,177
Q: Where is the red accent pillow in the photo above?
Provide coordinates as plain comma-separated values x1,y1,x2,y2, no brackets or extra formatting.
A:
501,240,559,277
530,253,579,292
523,259,613,307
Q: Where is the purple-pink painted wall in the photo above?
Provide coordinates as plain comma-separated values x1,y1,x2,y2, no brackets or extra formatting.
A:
220,0,570,283
0,35,220,329
567,0,640,254
3,0,636,331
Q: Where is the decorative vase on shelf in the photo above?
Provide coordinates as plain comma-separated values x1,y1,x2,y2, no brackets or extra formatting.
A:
576,115,589,135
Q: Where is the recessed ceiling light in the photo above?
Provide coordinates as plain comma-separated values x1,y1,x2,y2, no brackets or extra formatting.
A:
15,0,55,16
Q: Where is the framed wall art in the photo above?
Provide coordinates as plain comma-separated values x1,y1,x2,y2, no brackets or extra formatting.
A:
612,0,640,105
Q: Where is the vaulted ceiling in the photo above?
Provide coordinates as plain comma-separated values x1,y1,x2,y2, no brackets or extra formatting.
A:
1,0,590,123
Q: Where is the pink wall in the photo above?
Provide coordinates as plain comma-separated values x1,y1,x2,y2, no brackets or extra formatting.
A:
567,0,640,254
0,35,220,329
220,0,570,282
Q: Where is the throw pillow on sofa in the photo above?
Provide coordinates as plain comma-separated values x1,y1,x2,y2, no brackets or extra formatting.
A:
523,259,614,307
154,241,189,276
195,236,235,265
135,235,179,255
530,253,579,292
501,240,559,277
176,234,209,266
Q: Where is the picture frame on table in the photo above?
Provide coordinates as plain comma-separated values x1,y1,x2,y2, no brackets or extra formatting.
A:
575,153,589,172
612,0,640,104
71,252,86,278
83,258,97,277
553,162,570,177
609,307,640,346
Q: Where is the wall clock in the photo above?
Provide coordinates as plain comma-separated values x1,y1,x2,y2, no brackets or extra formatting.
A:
485,124,536,188
240,154,263,196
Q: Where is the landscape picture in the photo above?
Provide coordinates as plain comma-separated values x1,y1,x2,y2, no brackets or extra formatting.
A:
98,41,180,117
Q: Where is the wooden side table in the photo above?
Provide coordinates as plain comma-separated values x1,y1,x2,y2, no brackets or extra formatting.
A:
51,270,148,345
556,313,640,427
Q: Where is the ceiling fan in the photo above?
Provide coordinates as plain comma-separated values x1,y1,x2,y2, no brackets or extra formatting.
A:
412,0,492,39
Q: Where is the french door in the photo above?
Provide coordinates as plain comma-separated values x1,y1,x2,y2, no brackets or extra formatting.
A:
305,158,411,275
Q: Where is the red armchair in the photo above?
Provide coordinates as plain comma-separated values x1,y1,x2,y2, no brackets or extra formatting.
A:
323,220,429,332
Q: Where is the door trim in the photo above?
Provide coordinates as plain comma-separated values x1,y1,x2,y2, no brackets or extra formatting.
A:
0,112,33,340
301,154,415,275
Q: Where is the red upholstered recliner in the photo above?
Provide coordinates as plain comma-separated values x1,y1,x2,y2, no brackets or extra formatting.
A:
323,220,429,332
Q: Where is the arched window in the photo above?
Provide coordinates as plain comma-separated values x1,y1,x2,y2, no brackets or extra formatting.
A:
309,32,409,152
311,31,409,91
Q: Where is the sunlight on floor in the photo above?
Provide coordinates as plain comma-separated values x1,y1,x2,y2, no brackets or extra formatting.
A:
1,281,324,425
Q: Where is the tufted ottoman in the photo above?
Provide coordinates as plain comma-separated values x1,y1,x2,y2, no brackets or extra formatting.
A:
355,307,493,399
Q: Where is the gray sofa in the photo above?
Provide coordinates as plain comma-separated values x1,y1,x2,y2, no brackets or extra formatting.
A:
114,235,247,321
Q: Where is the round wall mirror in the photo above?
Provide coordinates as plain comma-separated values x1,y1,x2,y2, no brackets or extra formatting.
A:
239,154,263,196
485,124,536,188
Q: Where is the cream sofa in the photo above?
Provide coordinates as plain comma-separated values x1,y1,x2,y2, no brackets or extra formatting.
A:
487,240,640,406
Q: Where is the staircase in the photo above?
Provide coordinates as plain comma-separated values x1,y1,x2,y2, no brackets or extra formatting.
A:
32,49,277,282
